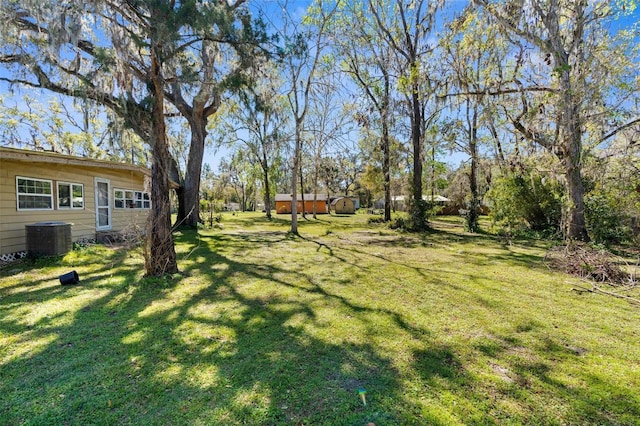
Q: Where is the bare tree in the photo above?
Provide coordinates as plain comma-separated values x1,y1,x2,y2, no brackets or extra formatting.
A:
306,63,353,218
440,6,509,232
330,0,395,221
368,0,443,230
277,0,337,234
213,66,288,219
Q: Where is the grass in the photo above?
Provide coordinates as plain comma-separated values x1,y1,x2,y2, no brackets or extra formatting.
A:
1,212,639,425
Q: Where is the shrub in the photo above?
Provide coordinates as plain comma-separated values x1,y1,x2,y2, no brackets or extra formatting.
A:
389,216,408,230
487,171,562,236
367,216,386,225
584,192,631,245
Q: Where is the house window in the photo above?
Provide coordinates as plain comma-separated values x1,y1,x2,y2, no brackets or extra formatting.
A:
58,182,84,209
135,191,151,209
114,189,151,209
16,176,53,210
114,189,134,209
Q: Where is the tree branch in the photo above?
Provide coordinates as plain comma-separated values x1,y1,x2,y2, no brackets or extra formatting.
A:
599,117,640,144
438,86,556,99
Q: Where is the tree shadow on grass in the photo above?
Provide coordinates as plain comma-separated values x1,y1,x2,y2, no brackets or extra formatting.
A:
228,214,291,227
345,225,551,273
465,327,640,424
0,231,458,425
252,227,640,424
2,229,638,425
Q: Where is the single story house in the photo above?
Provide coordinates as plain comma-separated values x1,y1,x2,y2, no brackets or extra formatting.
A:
0,147,151,262
331,197,355,214
275,193,328,214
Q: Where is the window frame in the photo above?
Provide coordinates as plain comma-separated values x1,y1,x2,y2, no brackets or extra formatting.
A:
57,181,85,209
16,176,54,211
114,188,151,210
135,191,151,209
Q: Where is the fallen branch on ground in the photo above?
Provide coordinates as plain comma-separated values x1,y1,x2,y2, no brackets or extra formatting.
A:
570,280,640,305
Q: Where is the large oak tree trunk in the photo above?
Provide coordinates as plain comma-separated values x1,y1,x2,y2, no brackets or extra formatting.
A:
563,133,589,241
179,119,207,228
409,87,427,231
558,60,589,242
145,50,178,277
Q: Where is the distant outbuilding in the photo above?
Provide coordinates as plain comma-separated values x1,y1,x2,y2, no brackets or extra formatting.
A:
275,193,328,214
331,197,355,214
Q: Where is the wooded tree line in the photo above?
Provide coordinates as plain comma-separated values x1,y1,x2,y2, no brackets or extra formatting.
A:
1,0,638,276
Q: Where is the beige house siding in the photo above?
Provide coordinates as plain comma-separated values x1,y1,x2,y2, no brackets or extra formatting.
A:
0,148,150,257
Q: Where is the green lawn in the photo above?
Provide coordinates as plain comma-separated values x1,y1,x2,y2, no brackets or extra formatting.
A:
1,212,639,425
